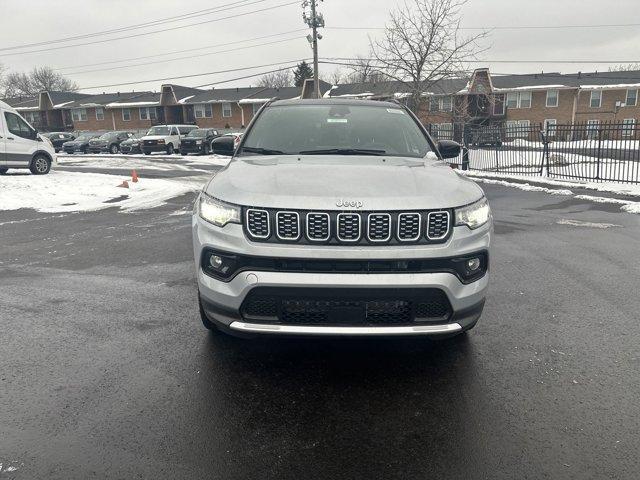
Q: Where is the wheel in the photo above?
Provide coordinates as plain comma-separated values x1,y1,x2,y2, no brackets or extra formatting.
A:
30,154,51,175
0,167,8,175
110,144,119,154
198,292,217,331
166,144,174,155
203,143,210,155
144,151,151,155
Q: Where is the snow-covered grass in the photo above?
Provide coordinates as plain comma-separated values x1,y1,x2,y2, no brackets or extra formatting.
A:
56,152,231,171
0,171,208,213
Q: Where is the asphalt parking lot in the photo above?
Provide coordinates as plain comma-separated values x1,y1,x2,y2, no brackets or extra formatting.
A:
1,169,639,479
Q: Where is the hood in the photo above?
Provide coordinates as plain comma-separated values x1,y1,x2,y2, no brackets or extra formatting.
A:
206,156,484,210
141,135,168,141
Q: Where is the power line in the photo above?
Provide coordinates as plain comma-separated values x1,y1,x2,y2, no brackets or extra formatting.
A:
0,1,299,57
75,59,308,90
64,37,305,76
322,56,640,66
55,29,307,71
0,0,260,52
194,64,306,88
326,23,640,31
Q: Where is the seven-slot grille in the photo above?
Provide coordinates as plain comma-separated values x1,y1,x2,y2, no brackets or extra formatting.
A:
244,209,451,244
276,211,300,240
246,209,270,238
427,211,450,240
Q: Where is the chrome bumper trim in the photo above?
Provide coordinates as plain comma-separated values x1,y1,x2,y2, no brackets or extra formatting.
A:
229,321,462,336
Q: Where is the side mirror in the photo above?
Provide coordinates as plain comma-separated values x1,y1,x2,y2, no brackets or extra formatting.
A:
436,139,461,159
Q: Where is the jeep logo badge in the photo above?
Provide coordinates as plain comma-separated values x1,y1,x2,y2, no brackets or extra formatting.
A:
336,199,363,208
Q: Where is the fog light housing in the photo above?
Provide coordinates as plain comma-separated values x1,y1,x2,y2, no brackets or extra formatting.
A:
201,250,240,280
466,257,481,272
210,255,224,269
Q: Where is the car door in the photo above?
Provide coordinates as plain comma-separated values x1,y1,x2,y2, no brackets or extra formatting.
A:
3,111,36,167
0,109,6,165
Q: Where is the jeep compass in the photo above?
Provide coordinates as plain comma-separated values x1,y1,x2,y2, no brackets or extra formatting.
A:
193,99,492,337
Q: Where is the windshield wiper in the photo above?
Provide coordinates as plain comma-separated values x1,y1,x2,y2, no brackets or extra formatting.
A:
298,148,387,156
240,146,285,155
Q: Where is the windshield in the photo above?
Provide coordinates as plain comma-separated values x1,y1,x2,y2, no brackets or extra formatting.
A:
99,132,118,140
75,135,91,142
187,129,207,138
240,104,432,158
147,126,170,135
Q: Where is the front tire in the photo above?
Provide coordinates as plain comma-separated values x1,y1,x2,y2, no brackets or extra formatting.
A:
30,154,51,175
0,167,8,175
144,151,151,155
203,143,210,155
166,144,174,155
110,144,119,154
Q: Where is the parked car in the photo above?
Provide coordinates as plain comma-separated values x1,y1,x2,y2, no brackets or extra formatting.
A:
88,131,135,154
193,99,492,339
180,128,220,155
119,135,142,154
62,132,103,154
0,100,57,175
210,132,243,156
140,124,198,155
43,132,75,153
470,128,502,147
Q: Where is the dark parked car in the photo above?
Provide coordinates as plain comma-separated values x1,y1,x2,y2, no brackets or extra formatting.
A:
210,133,243,156
120,135,142,154
180,128,220,155
88,131,135,154
44,132,75,153
62,132,103,154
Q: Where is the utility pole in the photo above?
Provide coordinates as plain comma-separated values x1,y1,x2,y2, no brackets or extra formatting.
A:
303,0,324,98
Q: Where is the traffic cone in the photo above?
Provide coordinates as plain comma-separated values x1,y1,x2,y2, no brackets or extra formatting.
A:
131,170,139,183
117,180,129,189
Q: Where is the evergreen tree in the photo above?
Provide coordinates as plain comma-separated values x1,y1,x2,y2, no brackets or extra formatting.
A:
293,61,314,87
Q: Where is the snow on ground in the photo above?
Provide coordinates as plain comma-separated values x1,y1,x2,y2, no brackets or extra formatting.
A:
0,171,208,213
56,153,231,171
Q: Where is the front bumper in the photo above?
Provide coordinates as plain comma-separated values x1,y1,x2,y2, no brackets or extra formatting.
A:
180,144,205,154
194,217,491,336
88,146,109,153
142,144,168,153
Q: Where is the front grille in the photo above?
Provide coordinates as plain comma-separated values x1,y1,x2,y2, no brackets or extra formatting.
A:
144,140,157,146
276,211,300,240
427,211,450,240
367,213,391,242
242,208,452,245
240,288,452,326
398,213,421,241
337,213,361,242
246,209,270,239
306,213,330,241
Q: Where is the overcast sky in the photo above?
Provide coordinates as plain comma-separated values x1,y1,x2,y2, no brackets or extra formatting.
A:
1,0,639,94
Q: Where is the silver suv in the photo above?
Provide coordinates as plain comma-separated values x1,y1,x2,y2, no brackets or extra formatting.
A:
193,99,492,338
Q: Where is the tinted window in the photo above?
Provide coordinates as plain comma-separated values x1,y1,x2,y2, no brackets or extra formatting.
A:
177,126,193,134
4,112,35,139
241,104,432,158
186,129,207,138
147,126,170,135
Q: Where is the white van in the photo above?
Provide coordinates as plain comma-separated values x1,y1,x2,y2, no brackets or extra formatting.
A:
0,100,57,175
140,124,198,155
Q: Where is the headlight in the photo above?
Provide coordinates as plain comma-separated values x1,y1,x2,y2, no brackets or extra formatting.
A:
157,139,165,144
198,193,241,227
455,197,490,229
195,140,202,145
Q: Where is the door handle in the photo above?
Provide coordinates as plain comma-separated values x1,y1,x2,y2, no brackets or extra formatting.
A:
7,136,14,140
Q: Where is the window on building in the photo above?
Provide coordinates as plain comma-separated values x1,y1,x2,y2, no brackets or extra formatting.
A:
517,119,531,137
122,108,131,121
194,103,213,118
506,92,518,109
71,108,87,122
429,97,439,112
622,118,636,137
493,94,505,115
95,107,105,121
590,91,602,108
4,112,35,139
546,90,559,107
626,89,638,107
441,96,453,112
505,120,518,138
436,123,454,140
23,111,38,125
519,91,532,108
222,102,232,118
139,107,157,121
544,119,557,136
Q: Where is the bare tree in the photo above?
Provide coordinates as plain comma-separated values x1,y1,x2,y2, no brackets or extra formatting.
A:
258,68,293,88
1,66,78,97
344,55,387,84
370,0,488,112
608,63,640,72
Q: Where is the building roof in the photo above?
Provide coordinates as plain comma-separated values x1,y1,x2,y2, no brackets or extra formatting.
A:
105,91,161,108
62,91,152,109
2,96,39,109
183,86,268,104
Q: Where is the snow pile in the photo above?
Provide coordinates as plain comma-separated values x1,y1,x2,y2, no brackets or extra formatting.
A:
0,171,207,213
56,153,231,171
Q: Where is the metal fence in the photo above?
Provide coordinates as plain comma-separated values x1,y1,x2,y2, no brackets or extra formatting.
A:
427,121,640,184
